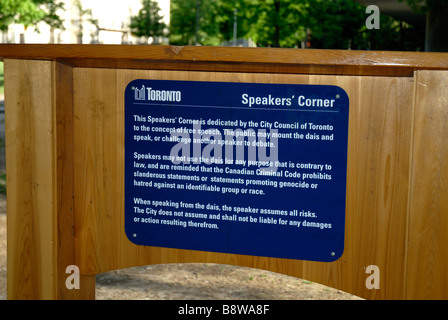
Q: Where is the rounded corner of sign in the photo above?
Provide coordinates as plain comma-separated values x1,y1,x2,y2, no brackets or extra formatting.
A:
126,79,143,90
334,86,349,101
327,248,344,262
124,229,142,246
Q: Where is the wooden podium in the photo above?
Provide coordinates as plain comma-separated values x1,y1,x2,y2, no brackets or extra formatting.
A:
1,44,447,299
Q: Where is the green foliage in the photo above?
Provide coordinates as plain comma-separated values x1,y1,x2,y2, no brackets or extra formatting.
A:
169,0,425,50
401,0,448,13
169,0,222,46
245,0,307,47
0,0,64,31
212,0,250,43
130,0,167,43
169,1,195,45
305,0,424,50
38,0,64,30
304,0,365,49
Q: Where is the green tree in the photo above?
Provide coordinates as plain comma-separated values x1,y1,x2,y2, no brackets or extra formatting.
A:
249,0,423,50
170,0,223,46
303,0,365,49
0,0,64,32
401,0,448,51
130,0,167,44
169,0,196,45
211,0,252,45
168,0,424,51
245,0,307,47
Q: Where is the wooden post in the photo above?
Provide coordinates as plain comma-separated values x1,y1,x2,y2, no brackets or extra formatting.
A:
5,59,94,299
405,70,448,299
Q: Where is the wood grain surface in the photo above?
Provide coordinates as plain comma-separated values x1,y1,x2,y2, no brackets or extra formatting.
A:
5,59,56,299
72,69,413,300
405,71,448,299
1,44,448,76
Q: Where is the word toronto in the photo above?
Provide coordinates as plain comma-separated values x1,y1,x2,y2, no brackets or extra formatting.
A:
134,85,182,102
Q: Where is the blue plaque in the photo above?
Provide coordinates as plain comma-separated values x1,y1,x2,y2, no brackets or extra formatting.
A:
124,79,349,262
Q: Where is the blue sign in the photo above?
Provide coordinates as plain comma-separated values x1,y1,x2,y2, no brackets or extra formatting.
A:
124,79,349,262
